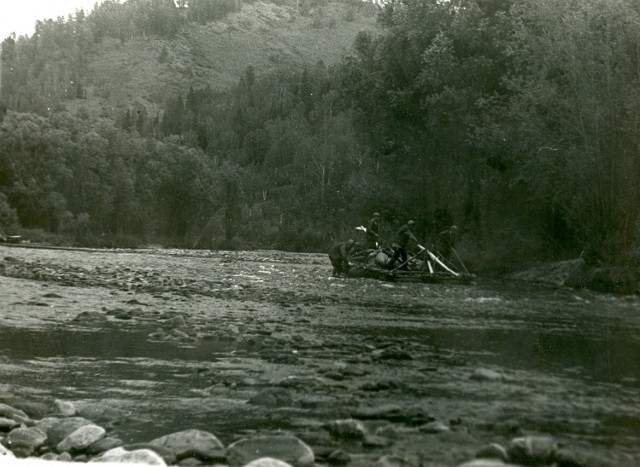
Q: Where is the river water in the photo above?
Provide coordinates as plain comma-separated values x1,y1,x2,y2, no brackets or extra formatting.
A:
0,246,638,464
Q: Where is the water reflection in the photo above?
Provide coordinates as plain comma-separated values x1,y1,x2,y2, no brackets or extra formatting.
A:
2,313,638,387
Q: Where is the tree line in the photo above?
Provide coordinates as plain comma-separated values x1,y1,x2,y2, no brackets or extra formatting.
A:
1,0,639,291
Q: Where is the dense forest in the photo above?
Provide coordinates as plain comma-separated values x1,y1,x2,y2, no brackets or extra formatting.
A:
0,0,639,292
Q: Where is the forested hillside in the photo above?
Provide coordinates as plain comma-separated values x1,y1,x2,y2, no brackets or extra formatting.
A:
0,0,376,117
1,0,639,292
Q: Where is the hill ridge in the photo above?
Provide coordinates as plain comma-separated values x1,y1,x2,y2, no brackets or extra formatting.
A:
68,1,378,119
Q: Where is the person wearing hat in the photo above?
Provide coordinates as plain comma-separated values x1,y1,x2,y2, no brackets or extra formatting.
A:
389,219,419,270
328,239,356,277
365,212,381,250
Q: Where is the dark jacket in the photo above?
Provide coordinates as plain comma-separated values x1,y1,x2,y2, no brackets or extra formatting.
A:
393,224,417,249
366,217,380,242
329,242,354,260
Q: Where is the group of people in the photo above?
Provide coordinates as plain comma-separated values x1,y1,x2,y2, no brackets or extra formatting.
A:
328,212,458,277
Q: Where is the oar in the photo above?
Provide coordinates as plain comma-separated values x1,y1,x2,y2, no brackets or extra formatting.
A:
426,249,459,276
451,247,470,275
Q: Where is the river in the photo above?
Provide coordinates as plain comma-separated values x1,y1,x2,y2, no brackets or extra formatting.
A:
0,245,638,466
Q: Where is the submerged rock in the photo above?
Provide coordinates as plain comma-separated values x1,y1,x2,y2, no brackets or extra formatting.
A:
326,449,351,465
418,421,450,434
72,311,108,323
353,404,434,426
248,388,293,407
507,435,557,465
474,443,508,462
326,419,367,440
470,368,504,382
362,434,393,448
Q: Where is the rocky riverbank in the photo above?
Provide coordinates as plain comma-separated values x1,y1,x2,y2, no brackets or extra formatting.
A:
0,398,602,466
507,257,639,295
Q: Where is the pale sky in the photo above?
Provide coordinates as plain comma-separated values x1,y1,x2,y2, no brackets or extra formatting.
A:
0,0,102,41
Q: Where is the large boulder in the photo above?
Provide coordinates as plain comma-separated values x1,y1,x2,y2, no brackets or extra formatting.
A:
89,447,167,465
56,423,107,453
0,416,20,431
0,403,30,423
148,428,226,462
227,435,314,467
36,416,92,446
123,443,177,465
86,436,125,456
6,426,47,457
243,458,294,467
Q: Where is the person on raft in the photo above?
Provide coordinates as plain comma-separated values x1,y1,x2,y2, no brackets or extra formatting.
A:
365,212,381,250
328,239,357,277
388,220,420,270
